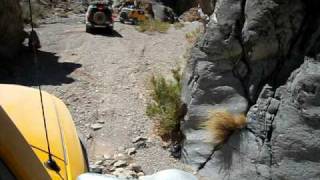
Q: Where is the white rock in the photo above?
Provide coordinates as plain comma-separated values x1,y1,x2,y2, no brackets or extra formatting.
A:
95,160,105,165
90,123,103,130
113,153,130,161
103,154,113,160
113,160,127,167
128,163,142,172
126,147,137,155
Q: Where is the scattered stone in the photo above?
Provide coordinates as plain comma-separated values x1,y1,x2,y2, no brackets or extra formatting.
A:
112,168,136,178
113,160,127,167
169,144,182,158
128,163,142,173
103,154,113,160
134,141,147,149
137,172,145,176
89,164,104,174
94,160,105,166
113,153,130,161
90,123,103,130
97,120,105,124
132,136,147,143
104,159,117,167
126,147,136,155
108,166,117,172
86,132,93,139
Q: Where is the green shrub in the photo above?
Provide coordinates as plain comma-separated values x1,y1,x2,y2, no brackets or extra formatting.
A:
136,19,171,33
146,67,182,140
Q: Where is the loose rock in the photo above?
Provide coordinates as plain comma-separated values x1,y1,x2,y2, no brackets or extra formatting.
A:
113,160,127,168
126,147,137,155
89,164,104,174
128,163,142,173
132,136,147,143
90,123,103,130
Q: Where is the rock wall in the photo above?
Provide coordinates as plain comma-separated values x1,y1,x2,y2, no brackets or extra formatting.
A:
0,0,24,59
181,0,320,179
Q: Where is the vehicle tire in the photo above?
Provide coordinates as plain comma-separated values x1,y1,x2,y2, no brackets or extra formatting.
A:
120,12,128,23
132,18,138,25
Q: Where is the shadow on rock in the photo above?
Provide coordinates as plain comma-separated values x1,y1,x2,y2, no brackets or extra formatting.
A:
0,48,81,86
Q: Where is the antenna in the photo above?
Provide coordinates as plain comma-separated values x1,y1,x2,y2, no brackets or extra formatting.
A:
27,0,60,172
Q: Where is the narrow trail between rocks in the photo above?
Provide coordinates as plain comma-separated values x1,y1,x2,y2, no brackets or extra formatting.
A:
30,17,199,174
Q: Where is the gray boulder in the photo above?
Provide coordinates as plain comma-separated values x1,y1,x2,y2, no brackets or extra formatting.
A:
190,58,320,179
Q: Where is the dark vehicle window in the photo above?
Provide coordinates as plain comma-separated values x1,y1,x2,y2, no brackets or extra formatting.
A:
0,159,16,180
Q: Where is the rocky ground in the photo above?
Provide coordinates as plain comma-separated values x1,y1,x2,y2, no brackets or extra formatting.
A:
10,15,201,177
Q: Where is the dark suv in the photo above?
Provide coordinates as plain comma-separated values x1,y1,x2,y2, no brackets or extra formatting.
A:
85,2,113,33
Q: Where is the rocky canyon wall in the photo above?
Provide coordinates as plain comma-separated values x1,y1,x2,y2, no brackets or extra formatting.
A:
181,0,320,179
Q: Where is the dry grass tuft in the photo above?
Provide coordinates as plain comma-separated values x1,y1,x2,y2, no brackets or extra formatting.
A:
136,19,171,33
203,109,246,145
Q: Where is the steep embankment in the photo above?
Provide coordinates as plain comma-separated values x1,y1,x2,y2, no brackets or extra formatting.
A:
182,0,320,179
0,0,24,59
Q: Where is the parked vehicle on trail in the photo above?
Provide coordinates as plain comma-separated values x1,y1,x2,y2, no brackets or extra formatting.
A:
85,2,114,33
119,7,148,25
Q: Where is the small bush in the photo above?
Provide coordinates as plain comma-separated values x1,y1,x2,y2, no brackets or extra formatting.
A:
146,67,182,140
136,19,171,33
185,27,201,44
203,109,246,145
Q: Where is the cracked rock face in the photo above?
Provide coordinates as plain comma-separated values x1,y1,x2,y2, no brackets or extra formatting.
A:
0,0,24,59
182,0,320,179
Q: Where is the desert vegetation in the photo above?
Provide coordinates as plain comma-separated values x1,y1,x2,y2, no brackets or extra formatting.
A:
146,67,183,140
136,19,171,33
203,109,246,145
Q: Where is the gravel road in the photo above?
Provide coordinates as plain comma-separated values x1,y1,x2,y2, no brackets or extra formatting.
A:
18,16,200,174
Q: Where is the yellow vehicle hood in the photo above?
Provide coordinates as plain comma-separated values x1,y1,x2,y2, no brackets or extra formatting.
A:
0,84,87,179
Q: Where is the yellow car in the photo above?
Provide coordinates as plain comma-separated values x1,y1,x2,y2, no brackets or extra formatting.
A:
119,7,148,24
0,84,88,180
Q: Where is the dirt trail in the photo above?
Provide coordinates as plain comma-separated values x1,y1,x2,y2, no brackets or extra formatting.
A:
27,16,200,173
